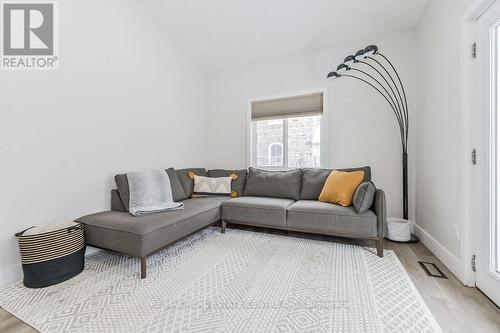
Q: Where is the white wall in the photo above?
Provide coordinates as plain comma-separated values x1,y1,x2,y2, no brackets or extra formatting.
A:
415,0,474,283
205,30,417,220
0,0,207,285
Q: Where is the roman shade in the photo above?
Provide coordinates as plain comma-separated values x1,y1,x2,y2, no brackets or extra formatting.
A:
251,92,323,120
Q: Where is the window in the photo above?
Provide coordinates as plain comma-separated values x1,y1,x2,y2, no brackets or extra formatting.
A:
250,91,324,169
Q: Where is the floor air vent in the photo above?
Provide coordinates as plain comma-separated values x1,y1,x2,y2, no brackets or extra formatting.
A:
418,261,448,279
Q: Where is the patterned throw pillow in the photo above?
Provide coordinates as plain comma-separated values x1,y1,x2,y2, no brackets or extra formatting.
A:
192,175,233,197
207,169,247,197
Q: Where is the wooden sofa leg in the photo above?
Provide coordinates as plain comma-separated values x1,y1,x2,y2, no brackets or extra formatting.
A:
376,239,384,257
140,257,147,279
221,220,227,233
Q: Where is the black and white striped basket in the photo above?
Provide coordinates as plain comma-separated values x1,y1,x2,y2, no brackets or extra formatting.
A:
16,221,86,288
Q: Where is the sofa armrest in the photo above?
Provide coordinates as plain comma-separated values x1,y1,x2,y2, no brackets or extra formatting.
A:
111,189,126,212
372,189,387,238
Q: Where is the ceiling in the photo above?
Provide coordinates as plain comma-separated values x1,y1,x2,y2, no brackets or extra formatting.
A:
137,0,430,73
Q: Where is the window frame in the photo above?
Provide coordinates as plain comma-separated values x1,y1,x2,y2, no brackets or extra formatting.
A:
247,88,328,170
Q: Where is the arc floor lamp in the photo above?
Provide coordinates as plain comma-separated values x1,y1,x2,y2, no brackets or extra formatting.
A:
327,45,409,220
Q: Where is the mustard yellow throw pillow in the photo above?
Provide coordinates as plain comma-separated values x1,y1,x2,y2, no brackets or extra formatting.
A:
319,170,365,206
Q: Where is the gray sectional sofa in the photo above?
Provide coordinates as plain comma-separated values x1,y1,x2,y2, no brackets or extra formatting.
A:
76,166,387,278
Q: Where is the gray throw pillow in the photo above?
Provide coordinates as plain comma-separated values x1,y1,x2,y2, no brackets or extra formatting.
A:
243,167,302,200
111,189,126,212
115,174,130,212
353,182,376,213
176,168,208,198
207,169,247,197
300,166,371,200
166,168,188,201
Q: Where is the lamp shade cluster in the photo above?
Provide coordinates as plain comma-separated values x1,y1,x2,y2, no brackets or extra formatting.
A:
327,45,409,220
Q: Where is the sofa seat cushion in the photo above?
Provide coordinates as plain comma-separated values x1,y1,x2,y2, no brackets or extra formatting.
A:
221,196,295,228
76,196,229,257
287,200,378,238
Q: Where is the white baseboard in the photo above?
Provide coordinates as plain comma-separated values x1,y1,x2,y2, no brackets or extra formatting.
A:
414,224,465,283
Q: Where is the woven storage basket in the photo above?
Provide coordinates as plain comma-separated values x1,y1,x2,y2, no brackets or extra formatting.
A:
16,221,85,288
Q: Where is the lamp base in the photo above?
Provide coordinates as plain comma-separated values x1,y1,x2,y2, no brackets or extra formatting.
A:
386,234,419,244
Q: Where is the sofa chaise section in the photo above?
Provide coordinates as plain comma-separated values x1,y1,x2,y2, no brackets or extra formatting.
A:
76,196,230,278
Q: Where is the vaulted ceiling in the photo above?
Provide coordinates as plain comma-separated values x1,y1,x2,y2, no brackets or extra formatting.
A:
137,0,430,72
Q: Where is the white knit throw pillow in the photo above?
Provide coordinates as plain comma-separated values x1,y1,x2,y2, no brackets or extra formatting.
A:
193,175,232,195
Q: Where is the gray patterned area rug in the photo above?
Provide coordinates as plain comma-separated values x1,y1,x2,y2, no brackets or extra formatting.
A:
0,227,442,333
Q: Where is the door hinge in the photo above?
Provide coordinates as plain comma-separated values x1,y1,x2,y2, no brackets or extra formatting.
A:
472,42,477,59
472,148,477,165
471,254,476,272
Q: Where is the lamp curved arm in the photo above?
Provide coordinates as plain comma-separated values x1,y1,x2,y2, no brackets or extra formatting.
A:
342,73,406,150
367,56,407,132
358,60,405,127
349,68,405,133
378,53,409,149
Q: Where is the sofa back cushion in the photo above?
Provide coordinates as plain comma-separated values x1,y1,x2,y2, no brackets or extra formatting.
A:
115,168,187,211
176,168,208,198
300,166,371,200
243,167,302,200
208,169,247,197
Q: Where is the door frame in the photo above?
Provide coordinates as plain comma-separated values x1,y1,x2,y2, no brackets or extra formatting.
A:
461,0,497,287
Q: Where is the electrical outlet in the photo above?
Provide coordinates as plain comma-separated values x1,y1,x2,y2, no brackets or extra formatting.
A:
454,224,460,240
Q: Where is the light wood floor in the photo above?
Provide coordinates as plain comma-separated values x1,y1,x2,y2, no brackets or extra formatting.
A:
1,226,500,333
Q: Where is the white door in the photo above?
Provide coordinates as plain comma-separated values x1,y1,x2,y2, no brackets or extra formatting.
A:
475,0,500,306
